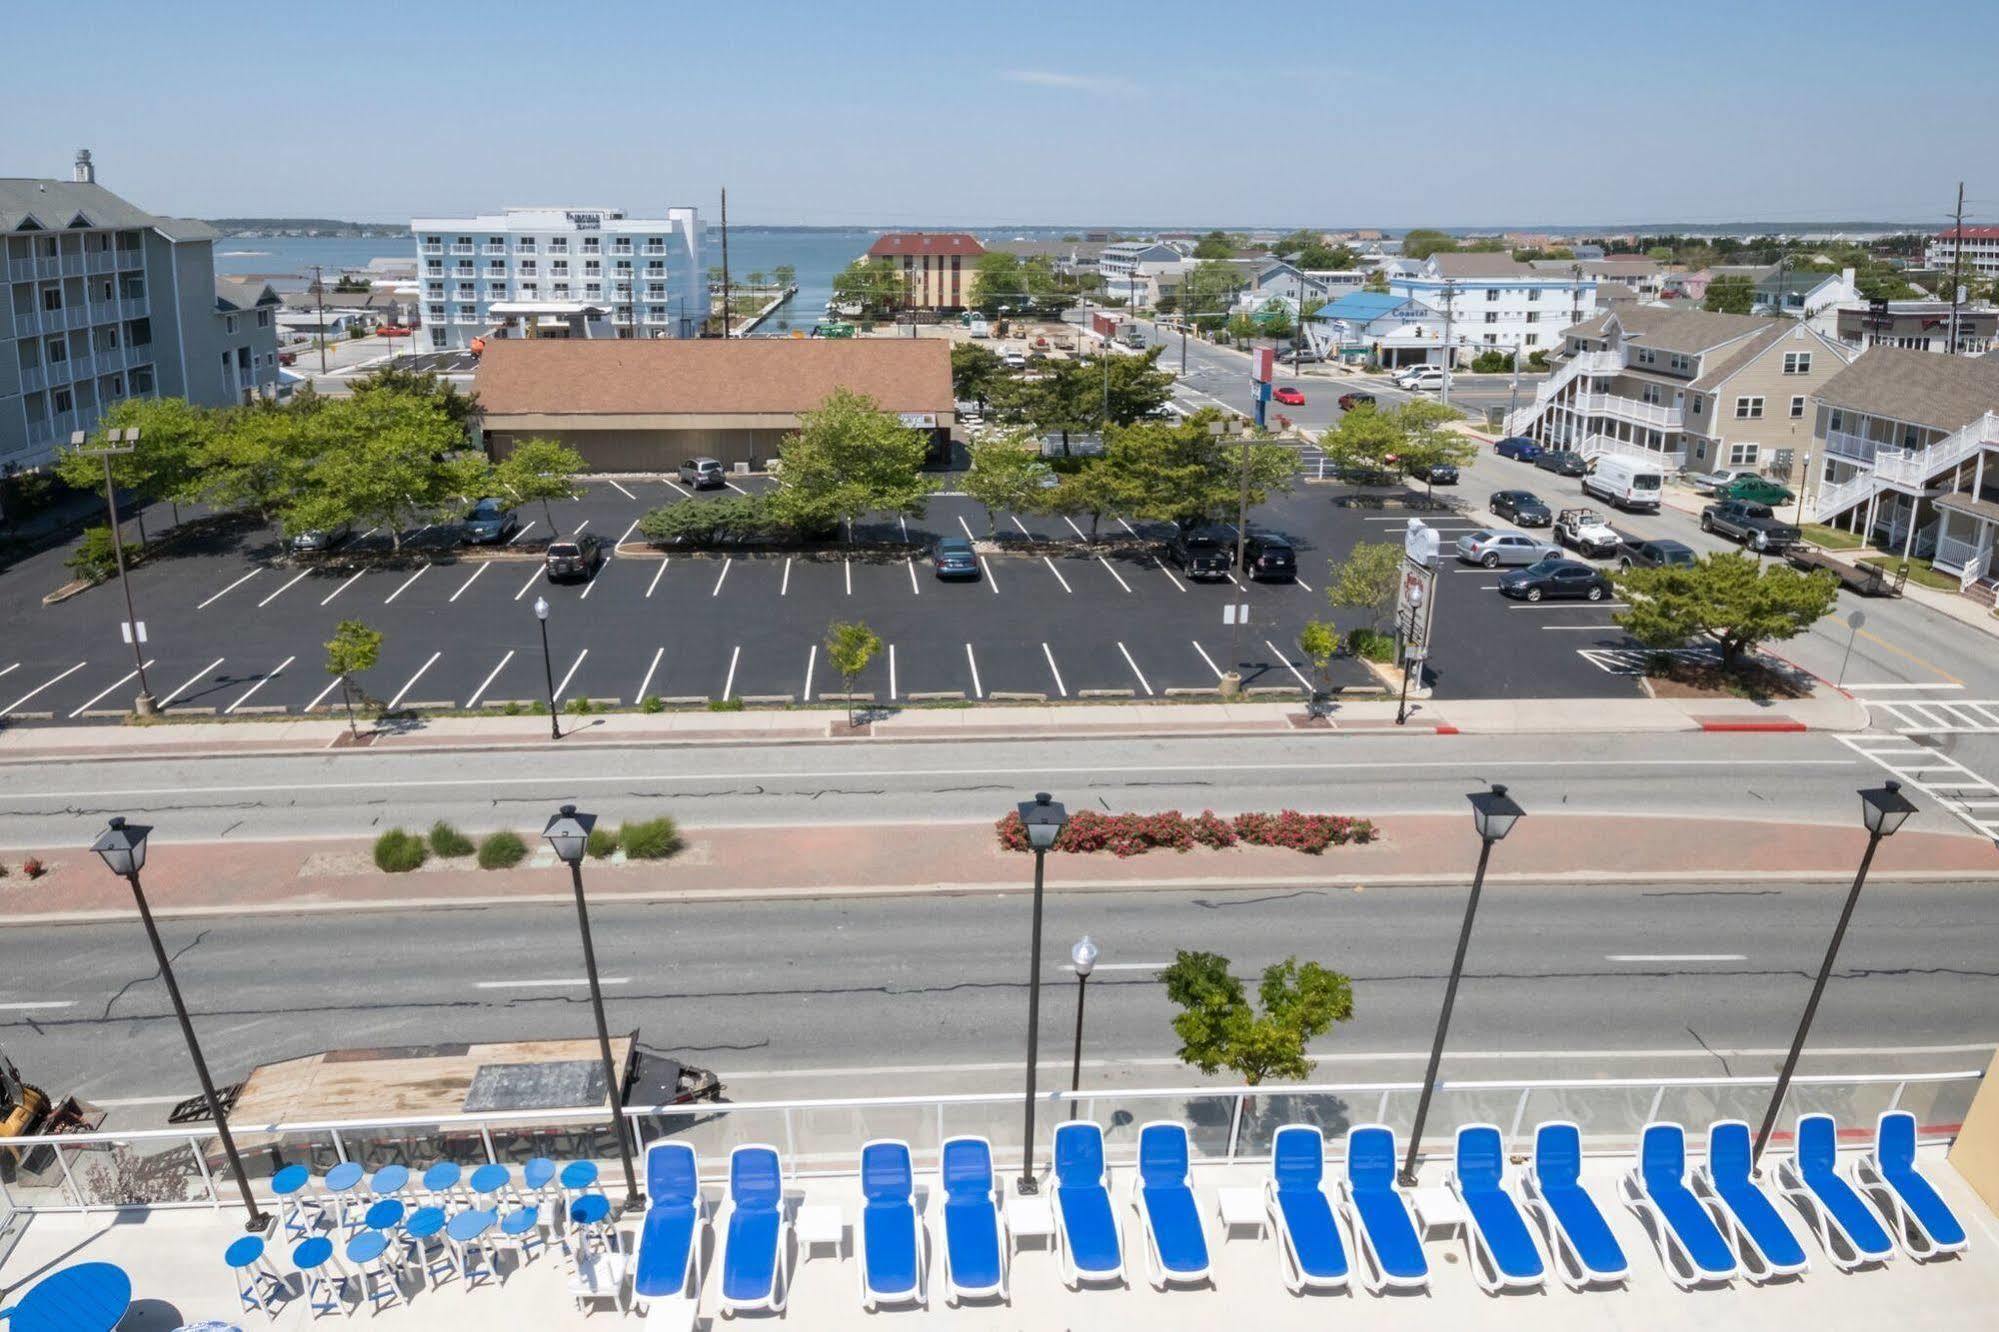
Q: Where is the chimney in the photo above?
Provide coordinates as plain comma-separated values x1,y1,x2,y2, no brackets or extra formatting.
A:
73,149,95,184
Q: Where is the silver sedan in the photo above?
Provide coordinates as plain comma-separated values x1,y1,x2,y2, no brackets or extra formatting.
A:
1455,529,1563,568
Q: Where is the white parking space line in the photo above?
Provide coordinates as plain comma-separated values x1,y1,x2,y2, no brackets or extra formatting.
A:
1096,556,1133,593
2,660,85,717
607,479,636,499
664,479,691,498
1041,643,1068,697
647,557,670,598
1063,516,1088,541
906,557,920,595
725,479,749,495
507,520,538,544
1296,577,1313,592
899,515,909,542
634,647,665,704
722,645,741,700
844,557,853,596
386,652,441,710
1544,624,1627,631
320,569,367,605
225,655,294,714
572,520,591,536
802,644,817,701
68,659,154,718
1117,642,1155,695
450,562,491,601
957,515,977,541
383,564,431,603
579,562,606,599
965,644,985,698
465,650,515,708
1117,518,1139,537
256,569,310,607
615,518,640,547
197,569,261,609
0,1001,76,1011
711,558,733,597
1011,516,1031,538
780,557,792,597
158,658,223,710
1155,557,1186,592
1191,641,1225,679
888,645,898,699
1042,557,1074,593
1264,640,1312,690
0,664,15,681
980,556,1000,592
552,649,588,702
513,565,543,601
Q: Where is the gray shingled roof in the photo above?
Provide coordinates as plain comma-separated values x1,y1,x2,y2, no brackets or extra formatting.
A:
1429,252,1535,279
214,276,279,311
1813,347,1999,432
0,177,216,241
1600,305,1776,356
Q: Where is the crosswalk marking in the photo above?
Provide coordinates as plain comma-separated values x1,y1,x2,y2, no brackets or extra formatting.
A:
1864,698,1999,734
1836,733,1999,841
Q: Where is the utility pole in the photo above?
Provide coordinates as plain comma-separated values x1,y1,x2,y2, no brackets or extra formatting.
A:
313,264,327,374
1439,277,1456,406
718,187,731,339
1948,181,1966,356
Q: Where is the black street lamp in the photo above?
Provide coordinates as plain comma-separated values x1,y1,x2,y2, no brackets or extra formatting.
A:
1752,781,1918,1164
543,804,641,1212
1069,935,1098,1093
1015,792,1068,1195
91,818,268,1231
533,595,561,740
1400,783,1524,1186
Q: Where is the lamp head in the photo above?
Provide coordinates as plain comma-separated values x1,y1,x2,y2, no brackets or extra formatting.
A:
1859,780,1916,839
533,596,549,622
91,815,152,877
1071,935,1098,977
1017,791,1069,853
542,803,596,864
1467,783,1524,843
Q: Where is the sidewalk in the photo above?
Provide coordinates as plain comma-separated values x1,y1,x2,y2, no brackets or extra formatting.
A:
3,810,1989,925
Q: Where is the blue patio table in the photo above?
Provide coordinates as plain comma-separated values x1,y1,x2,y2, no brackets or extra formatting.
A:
0,1261,132,1332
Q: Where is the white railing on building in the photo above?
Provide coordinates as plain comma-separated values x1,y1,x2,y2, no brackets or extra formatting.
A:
34,256,61,280
1579,432,1685,470
19,364,47,394
449,244,474,255
1811,472,1876,523
59,253,85,277
7,257,34,282
1825,429,1877,465
86,250,119,274
0,1069,1976,1218
115,248,142,271
1573,392,1684,431
119,297,147,320
1933,532,1983,575
1873,412,1999,489
1961,546,1995,592
482,244,507,256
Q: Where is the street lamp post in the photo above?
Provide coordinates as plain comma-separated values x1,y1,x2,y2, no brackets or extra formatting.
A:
1069,935,1098,1093
533,596,561,740
91,818,268,1231
75,429,157,715
543,805,642,1212
1208,417,1252,690
1400,784,1524,1186
1395,583,1425,726
1015,792,1069,1194
1751,781,1918,1164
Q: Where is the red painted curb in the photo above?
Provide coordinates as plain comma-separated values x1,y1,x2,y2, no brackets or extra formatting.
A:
1434,725,1460,735
1697,718,1807,733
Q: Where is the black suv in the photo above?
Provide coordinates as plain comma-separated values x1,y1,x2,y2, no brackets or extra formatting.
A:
1167,527,1233,579
1242,531,1297,580
544,532,604,582
1618,537,1697,570
1489,489,1553,526
1534,449,1588,477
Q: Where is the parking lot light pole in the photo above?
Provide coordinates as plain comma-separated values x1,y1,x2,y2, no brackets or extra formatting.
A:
1016,793,1069,1195
1401,784,1524,1187
91,818,269,1232
1208,418,1252,686
533,596,561,740
76,428,157,716
1069,935,1098,1093
1752,781,1916,1166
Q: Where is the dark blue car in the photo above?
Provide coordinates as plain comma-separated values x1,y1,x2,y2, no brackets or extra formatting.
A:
931,536,981,580
1495,436,1544,463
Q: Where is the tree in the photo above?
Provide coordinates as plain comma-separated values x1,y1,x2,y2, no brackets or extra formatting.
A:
767,387,936,536
1159,950,1354,1086
772,264,796,289
1298,621,1340,715
55,397,210,538
824,620,882,726
1045,457,1136,540
1703,274,1756,314
1192,230,1234,259
1225,312,1261,344
960,432,1048,536
1325,540,1401,643
1400,229,1458,260
1362,268,1389,294
492,437,587,536
1613,553,1839,670
197,399,322,525
746,270,768,290
1180,259,1245,330
831,257,905,317
348,365,478,429
285,391,488,550
950,342,1005,410
1391,400,1475,499
324,619,382,737
1321,402,1404,502
1646,246,1675,262
969,251,1042,314
1106,413,1295,532
1097,346,1175,426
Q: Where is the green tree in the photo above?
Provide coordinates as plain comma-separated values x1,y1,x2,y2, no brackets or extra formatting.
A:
746,270,768,290
1298,621,1340,715
1325,540,1401,642
772,264,796,289
492,437,587,536
831,257,905,317
1107,413,1295,532
348,365,479,429
1160,950,1355,1086
950,342,1005,409
198,399,322,525
1362,268,1389,294
1391,400,1474,499
324,618,382,737
1646,246,1674,262
1098,347,1176,426
1703,274,1756,314
1322,402,1404,502
968,251,1043,314
767,387,936,536
1192,230,1235,259
1612,553,1839,669
1400,229,1458,260
1224,312,1261,344
1045,457,1137,540
285,392,488,550
54,397,210,537
824,620,882,725
961,431,1048,536
1180,260,1245,330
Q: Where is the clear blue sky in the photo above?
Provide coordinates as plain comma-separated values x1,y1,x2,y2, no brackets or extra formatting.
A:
9,1,1993,229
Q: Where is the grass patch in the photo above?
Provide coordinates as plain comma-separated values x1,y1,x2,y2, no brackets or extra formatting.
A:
1799,523,1864,551
619,816,684,861
707,698,745,712
1345,628,1395,663
373,829,428,873
428,821,475,858
640,695,664,714
476,830,529,869
1859,555,1959,591
586,825,619,859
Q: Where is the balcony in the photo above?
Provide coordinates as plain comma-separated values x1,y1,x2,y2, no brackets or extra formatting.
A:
26,408,80,448
87,300,118,325
1573,391,1683,431
420,244,443,256
1825,428,1878,465
115,247,144,270
119,297,148,319
58,253,85,277
483,244,507,255
1580,431,1686,470
64,305,94,330
18,363,48,393
85,249,120,274
449,244,475,256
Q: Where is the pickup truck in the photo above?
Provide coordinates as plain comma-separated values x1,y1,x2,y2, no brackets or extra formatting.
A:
1701,499,1800,552
1553,508,1620,558
1167,526,1234,579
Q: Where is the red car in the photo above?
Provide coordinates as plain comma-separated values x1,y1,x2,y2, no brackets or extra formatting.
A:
1272,386,1306,406
376,325,411,337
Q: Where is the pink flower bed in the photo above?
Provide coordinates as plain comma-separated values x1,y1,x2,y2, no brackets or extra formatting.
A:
996,809,1378,858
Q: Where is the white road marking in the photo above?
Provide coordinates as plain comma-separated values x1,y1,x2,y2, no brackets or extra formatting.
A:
888,645,897,699
1096,556,1132,593
1844,682,1964,692
1041,557,1074,593
1063,515,1088,541
664,479,691,498
844,557,852,596
256,569,310,607
1264,639,1313,690
907,557,920,595
507,520,538,544
320,569,367,605
67,660,155,718
1117,642,1155,695
0,1001,75,1011
3,660,88,717
1605,954,1747,963
646,557,670,598
980,556,999,592
957,515,977,541
476,977,629,990
1508,601,1627,610
1296,577,1313,592
1117,518,1139,536
197,569,261,609
465,651,515,708
0,665,15,681
573,520,591,536
725,479,749,495
899,515,909,542
1041,643,1068,697
780,557,792,597
225,656,294,714
802,644,817,701
1191,641,1225,679
304,676,344,711
615,518,640,547
634,647,665,704
722,645,741,700
607,479,636,499
552,649,588,702
1010,515,1031,538
965,644,984,698
1065,961,1168,973
579,560,606,599
383,564,431,603
450,562,491,601
1544,624,1627,631
385,652,442,710
1153,557,1187,592
710,558,732,597
512,565,543,601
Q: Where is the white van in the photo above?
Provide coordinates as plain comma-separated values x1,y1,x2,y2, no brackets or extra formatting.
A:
1582,454,1666,512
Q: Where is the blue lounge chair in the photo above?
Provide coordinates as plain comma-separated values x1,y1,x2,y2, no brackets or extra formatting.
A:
1520,1121,1628,1290
939,1136,1009,1306
719,1144,790,1315
1338,1124,1428,1294
858,1139,927,1310
1448,1124,1545,1293
1129,1121,1212,1290
1262,1125,1349,1294
1856,1110,1968,1261
632,1141,706,1315
1775,1113,1896,1271
1696,1121,1809,1282
1050,1120,1125,1289
1618,1122,1739,1288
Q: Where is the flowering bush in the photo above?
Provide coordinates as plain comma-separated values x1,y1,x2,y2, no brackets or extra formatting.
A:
1233,811,1377,854
996,809,1375,858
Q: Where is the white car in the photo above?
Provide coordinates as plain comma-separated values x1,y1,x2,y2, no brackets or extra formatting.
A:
1395,365,1446,390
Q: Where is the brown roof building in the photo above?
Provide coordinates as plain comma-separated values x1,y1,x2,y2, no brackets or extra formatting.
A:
862,233,986,311
474,338,955,471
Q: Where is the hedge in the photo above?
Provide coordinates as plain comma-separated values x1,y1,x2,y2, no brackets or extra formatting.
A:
373,829,428,873
476,830,528,869
996,808,1377,858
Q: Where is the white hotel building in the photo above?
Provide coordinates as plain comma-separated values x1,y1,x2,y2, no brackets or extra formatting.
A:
410,206,704,350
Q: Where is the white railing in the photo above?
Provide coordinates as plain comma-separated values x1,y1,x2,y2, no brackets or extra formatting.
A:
1961,546,1994,592
1873,412,1999,488
1825,428,1878,465
1574,391,1684,430
1811,471,1877,523
1934,532,1983,575
0,1069,1975,1217
59,253,85,277
85,249,119,274
1580,432,1685,470
119,297,147,319
18,363,48,393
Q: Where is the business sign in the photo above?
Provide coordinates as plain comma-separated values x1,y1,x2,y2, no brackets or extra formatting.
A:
1251,347,1275,384
564,211,603,230
1396,553,1438,658
898,412,938,429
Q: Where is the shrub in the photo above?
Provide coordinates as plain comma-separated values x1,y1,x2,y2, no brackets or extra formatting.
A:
529,700,548,715
1470,350,1514,374
503,701,523,716
1346,628,1395,662
564,697,595,716
586,825,619,859
428,821,475,858
66,525,123,581
20,857,44,879
476,830,528,869
708,698,745,712
640,694,664,714
996,809,1374,858
619,817,683,861
638,494,774,546
1233,811,1378,854
373,829,427,873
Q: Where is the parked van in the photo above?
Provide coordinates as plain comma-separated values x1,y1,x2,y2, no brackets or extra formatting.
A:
969,317,990,338
1582,454,1666,512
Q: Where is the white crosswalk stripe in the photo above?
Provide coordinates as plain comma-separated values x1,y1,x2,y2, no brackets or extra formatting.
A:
1863,698,1999,734
1836,733,1999,841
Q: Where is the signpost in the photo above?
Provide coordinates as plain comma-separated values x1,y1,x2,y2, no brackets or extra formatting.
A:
1837,609,1866,688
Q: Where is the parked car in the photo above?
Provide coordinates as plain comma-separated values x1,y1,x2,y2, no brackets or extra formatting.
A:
289,521,354,553
1409,459,1459,485
1337,391,1376,412
376,324,411,337
1334,461,1399,487
930,535,980,579
1001,350,1027,370
1395,365,1446,390
1499,558,1614,603
1241,531,1298,580
1455,530,1563,568
1167,526,1234,579
1272,386,1306,406
544,532,604,582
1716,475,1794,506
678,457,726,489
277,349,297,366
1282,346,1322,363
460,498,519,544
1701,499,1801,552
1489,490,1553,526
1494,436,1544,463
1582,454,1667,512
1690,467,1762,495
1534,449,1588,477
1553,508,1620,558
1618,537,1698,570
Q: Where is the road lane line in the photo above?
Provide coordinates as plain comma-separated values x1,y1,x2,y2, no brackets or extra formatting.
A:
385,652,441,710
980,556,999,592
465,650,515,708
1041,643,1068,697
450,562,492,601
579,562,606,599
507,520,538,544
513,565,543,601
1296,577,1313,591
802,644,817,701
1191,641,1225,679
224,656,295,714
1096,556,1133,593
197,569,261,609
67,659,154,718
1041,557,1074,593
711,558,733,597
844,557,852,596
256,569,310,607
159,657,225,708
476,977,629,990
722,645,740,700
572,520,591,536
320,569,367,605
304,676,344,711
1155,557,1186,591
1844,682,1965,692
0,1001,75,1011
907,557,921,595
780,557,792,597
958,515,977,540
965,644,984,698
552,649,588,702
607,478,636,499
634,647,665,703
383,564,431,603
1264,639,1313,690
1117,642,1155,695
888,645,897,699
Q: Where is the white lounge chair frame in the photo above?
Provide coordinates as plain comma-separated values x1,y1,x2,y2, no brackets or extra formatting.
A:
1855,1112,1970,1263
718,1142,792,1317
1773,1117,1896,1273
1127,1119,1212,1291
1049,1120,1127,1290
1519,1120,1628,1291
938,1135,1010,1306
1617,1121,1740,1289
1262,1125,1349,1295
1336,1123,1429,1296
857,1137,928,1312
1446,1122,1546,1294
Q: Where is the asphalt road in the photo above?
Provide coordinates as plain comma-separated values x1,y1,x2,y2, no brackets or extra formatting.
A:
6,881,1990,1127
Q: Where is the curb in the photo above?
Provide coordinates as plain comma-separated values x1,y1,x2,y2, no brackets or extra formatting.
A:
1696,717,1808,733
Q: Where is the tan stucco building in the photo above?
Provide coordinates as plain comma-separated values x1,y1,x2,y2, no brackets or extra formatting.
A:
864,233,985,312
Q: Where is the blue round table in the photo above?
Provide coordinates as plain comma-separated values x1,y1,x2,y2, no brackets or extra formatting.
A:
270,1163,310,1198
422,1161,462,1196
3,1261,131,1332
569,1193,611,1228
364,1198,406,1231
324,1161,365,1192
370,1163,411,1196
468,1162,511,1197
346,1230,390,1264
447,1208,497,1243
501,1204,541,1238
405,1205,447,1240
559,1159,600,1191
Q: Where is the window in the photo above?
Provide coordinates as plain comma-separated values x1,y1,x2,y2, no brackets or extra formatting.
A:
1828,408,1843,433
515,238,535,253
582,236,599,253
1728,442,1759,466
426,260,442,275
1669,354,1691,373
1789,395,1806,418
1484,312,1498,324
1641,384,1662,406
1782,352,1812,374
431,328,447,348
548,237,568,253
519,260,536,275
41,288,63,312
1635,348,1655,365
1485,288,1500,301
1735,395,1764,419
584,261,601,277
428,282,444,297
53,387,74,412
1525,311,1540,323
1525,288,1540,301
257,310,269,327
225,315,236,334
551,261,569,276
1525,333,1539,346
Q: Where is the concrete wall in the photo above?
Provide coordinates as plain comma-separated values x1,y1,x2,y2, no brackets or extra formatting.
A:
1947,1049,1999,1217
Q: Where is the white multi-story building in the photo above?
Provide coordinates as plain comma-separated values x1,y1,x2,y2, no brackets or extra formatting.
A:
410,205,703,349
1388,253,1598,362
1926,226,1999,280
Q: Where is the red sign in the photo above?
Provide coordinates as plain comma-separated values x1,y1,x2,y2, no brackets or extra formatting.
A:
1252,347,1274,383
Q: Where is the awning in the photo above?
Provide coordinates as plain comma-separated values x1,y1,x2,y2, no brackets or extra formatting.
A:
1936,491,1999,525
